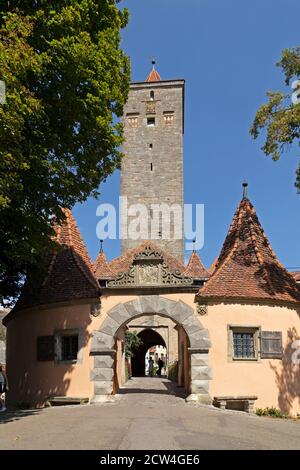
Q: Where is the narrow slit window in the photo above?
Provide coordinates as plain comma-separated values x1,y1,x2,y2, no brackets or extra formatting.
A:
150,163,153,171
150,90,154,100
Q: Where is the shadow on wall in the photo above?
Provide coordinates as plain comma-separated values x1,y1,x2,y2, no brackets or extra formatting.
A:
6,306,92,409
270,326,300,415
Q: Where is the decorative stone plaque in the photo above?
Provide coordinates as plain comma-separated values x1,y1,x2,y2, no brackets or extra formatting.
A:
196,303,208,316
145,101,156,114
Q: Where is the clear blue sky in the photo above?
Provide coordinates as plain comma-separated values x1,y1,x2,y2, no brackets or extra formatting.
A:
74,0,300,270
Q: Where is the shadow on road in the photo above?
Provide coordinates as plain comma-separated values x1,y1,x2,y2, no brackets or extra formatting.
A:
118,378,186,398
0,409,42,424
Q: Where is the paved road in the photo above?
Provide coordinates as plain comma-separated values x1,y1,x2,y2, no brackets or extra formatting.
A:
1,377,300,450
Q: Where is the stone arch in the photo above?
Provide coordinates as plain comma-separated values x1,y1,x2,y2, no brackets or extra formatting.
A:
131,328,167,377
90,295,212,403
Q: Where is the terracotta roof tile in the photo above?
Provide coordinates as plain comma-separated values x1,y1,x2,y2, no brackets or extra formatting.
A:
14,209,99,311
109,240,185,275
197,198,300,304
208,257,218,275
94,250,115,280
146,66,161,82
183,252,209,279
291,271,300,283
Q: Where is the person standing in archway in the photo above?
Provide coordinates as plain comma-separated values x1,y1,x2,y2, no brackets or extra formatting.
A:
148,356,154,377
157,357,164,376
0,363,8,412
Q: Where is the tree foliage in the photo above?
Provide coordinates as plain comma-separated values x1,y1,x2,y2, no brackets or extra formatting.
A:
124,331,143,359
0,1,130,304
250,47,300,191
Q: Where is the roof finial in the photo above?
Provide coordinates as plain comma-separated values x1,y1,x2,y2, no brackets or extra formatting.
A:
192,238,196,252
242,181,248,199
100,239,103,253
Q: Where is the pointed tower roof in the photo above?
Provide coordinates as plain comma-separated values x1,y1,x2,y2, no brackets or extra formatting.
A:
197,192,300,304
146,60,161,82
208,257,218,275
183,251,209,279
13,209,100,312
94,245,115,280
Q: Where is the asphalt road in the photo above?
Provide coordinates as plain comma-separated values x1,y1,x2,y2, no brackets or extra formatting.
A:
1,377,300,450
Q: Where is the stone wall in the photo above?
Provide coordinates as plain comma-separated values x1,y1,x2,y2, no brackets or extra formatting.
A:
120,80,185,262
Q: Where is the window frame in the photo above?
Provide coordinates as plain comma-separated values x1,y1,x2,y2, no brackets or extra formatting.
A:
54,328,83,365
227,325,261,362
147,116,155,127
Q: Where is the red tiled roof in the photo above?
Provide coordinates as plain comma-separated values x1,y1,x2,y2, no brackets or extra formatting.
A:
94,250,115,280
109,240,185,275
208,257,218,275
183,252,209,279
291,272,300,283
146,67,161,82
13,209,100,312
197,198,300,304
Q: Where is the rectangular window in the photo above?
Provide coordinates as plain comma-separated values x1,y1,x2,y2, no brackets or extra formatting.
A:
229,326,260,361
61,335,79,361
233,332,255,359
163,111,174,125
54,329,82,364
147,117,155,126
126,112,139,128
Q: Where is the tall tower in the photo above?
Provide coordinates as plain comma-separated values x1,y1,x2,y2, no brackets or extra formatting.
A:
120,62,185,262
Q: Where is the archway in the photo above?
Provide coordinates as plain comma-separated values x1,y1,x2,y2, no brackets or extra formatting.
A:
131,329,166,377
90,295,212,403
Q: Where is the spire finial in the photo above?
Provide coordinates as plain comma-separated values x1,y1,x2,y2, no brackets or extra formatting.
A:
242,181,248,199
100,239,103,253
192,238,196,252
151,58,156,68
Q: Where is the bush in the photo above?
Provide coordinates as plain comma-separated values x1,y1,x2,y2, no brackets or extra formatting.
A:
125,359,131,381
168,361,178,382
256,407,286,418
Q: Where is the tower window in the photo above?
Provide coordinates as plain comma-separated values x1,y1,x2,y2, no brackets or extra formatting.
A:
164,113,174,125
149,143,153,149
150,90,154,100
150,163,153,171
147,117,155,127
127,113,139,127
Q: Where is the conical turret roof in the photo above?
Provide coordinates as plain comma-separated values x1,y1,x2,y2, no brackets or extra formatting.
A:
197,197,300,303
94,249,115,280
183,251,209,279
146,61,161,82
13,209,100,312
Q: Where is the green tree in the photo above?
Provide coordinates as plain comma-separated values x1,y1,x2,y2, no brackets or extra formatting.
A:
250,47,300,191
124,331,143,359
0,1,130,304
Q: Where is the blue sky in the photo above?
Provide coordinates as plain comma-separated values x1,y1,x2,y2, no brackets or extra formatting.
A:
74,0,300,270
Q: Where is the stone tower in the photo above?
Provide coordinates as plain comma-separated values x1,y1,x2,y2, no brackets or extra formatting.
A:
120,63,185,262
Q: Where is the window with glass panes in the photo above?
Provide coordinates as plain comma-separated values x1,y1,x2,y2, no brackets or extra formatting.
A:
233,331,255,359
61,335,78,361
